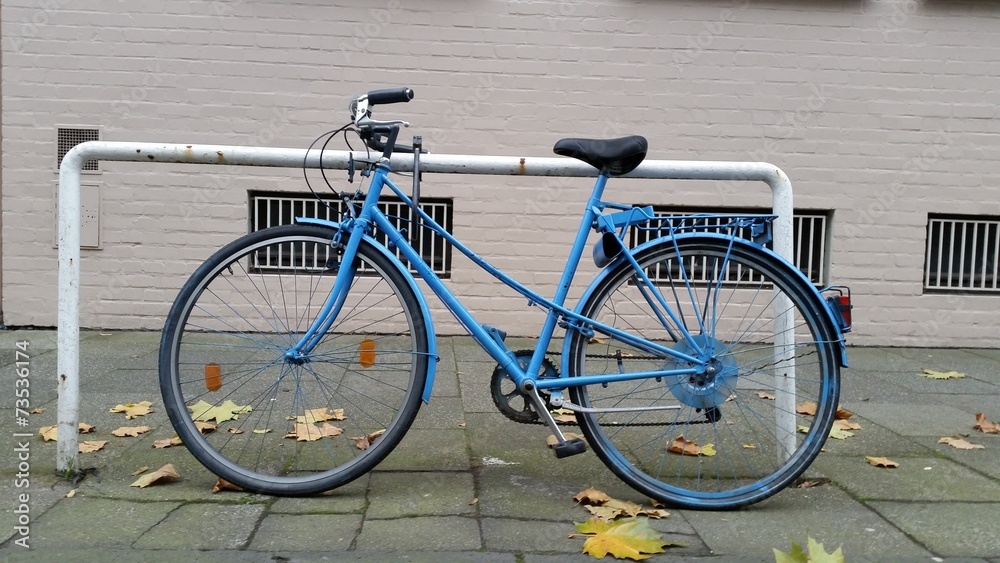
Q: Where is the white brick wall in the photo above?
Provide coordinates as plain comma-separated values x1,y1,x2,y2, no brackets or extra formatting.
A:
3,0,1000,346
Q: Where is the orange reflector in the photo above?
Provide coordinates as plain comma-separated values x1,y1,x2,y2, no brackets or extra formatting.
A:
204,362,222,392
359,338,376,368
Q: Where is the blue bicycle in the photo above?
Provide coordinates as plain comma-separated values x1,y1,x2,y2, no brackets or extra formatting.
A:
159,88,851,509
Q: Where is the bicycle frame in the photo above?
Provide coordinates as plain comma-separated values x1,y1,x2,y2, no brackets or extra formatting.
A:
291,158,711,400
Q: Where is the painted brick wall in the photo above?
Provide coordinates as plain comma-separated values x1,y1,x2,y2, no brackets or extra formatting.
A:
3,0,1000,346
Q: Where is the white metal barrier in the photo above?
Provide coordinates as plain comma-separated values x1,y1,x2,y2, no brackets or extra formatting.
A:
57,141,795,472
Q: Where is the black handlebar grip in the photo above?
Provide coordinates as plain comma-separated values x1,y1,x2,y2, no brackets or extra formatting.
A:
366,87,414,105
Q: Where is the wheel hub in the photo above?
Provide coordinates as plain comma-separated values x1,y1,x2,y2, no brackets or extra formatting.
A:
664,335,737,410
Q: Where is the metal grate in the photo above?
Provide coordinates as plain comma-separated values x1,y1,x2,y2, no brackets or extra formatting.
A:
924,215,1000,292
57,128,100,171
250,191,453,276
630,206,830,285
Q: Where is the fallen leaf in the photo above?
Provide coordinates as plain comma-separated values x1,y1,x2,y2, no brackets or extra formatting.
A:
589,337,606,344
921,369,964,380
833,420,862,431
639,508,670,519
575,518,680,560
547,432,587,447
285,423,322,442
195,421,217,434
589,499,643,521
469,497,479,506
775,537,844,563
742,443,757,449
291,407,345,424
130,464,180,488
794,477,831,489
65,489,77,498
79,440,107,453
458,422,467,428
131,466,150,476
30,407,44,414
575,487,612,505
350,429,385,450
974,413,999,434
866,456,899,468
649,498,666,509
211,477,244,493
757,391,775,400
667,435,702,456
187,399,252,423
38,425,58,442
111,426,152,437
725,394,737,402
552,408,576,424
938,436,985,450
228,427,244,434
828,427,854,440
834,406,853,420
153,436,183,448
700,443,716,456
796,401,818,416
109,401,153,419
252,429,272,434
38,423,96,442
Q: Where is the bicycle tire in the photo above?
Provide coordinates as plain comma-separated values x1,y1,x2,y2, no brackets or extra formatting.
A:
159,224,429,495
567,235,840,510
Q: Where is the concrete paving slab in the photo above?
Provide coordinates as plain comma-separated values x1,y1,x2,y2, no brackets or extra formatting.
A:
355,515,482,551
375,428,471,471
814,418,933,457
133,503,266,550
248,513,361,551
27,498,181,547
366,471,476,518
843,401,981,437
481,517,583,553
910,434,1000,480
809,455,1000,502
410,396,467,429
269,474,369,513
0,547,273,563
680,485,931,558
869,502,1000,559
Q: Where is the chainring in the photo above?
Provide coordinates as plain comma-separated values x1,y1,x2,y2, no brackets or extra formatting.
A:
490,350,559,424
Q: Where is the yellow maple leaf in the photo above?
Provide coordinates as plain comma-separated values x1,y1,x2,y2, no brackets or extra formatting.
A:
293,407,345,424
921,369,965,380
78,440,107,453
111,426,152,437
130,464,180,488
187,400,252,423
575,518,680,560
109,401,153,419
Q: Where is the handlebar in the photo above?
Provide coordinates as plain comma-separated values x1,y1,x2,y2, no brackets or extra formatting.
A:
365,87,414,105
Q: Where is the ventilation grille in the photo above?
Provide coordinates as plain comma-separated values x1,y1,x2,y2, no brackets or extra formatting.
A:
250,191,454,277
631,206,831,285
925,214,1000,292
57,128,100,171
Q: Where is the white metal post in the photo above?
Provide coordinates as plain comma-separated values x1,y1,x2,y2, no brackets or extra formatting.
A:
56,141,795,472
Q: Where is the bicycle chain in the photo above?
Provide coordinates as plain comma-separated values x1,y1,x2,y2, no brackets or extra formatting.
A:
496,347,820,428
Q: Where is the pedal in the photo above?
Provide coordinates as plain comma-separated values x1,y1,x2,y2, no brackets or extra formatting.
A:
552,438,587,458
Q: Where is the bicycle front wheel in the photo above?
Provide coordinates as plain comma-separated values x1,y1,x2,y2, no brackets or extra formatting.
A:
159,224,429,495
568,235,840,510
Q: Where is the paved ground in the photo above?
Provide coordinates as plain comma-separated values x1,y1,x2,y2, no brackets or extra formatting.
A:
1,329,999,562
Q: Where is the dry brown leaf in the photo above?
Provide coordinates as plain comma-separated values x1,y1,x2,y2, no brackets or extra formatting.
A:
835,406,853,420
38,425,58,442
833,420,862,431
865,456,899,468
130,464,180,488
211,477,244,493
796,401,818,416
938,436,985,450
795,477,831,488
109,401,153,419
586,505,627,521
469,497,479,506
30,407,45,414
974,413,999,434
574,487,612,505
188,399,251,423
639,508,671,519
252,429,272,434
78,422,96,434
292,407,346,424
757,391,776,400
552,408,577,424
228,427,244,434
111,426,152,437
667,435,702,456
195,421,217,434
131,466,150,476
649,498,666,509
350,429,385,450
79,440,107,453
458,422,467,428
152,436,183,449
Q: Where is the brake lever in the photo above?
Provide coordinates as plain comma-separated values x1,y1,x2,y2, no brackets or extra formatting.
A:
357,117,410,129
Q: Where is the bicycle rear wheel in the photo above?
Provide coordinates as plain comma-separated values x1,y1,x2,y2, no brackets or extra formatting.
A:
568,235,840,510
159,224,429,495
